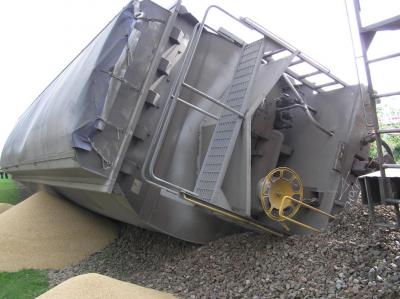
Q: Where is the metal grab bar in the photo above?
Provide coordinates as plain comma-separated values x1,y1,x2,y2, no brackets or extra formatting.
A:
279,195,335,233
147,22,206,194
142,4,256,195
141,14,205,195
182,83,243,117
176,97,219,120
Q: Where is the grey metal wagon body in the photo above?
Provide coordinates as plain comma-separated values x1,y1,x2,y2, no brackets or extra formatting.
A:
0,0,372,243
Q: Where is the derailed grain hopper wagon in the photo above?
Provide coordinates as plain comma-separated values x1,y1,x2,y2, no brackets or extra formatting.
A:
0,0,374,243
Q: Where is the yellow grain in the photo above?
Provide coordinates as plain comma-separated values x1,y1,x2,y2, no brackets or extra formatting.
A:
0,203,13,214
0,191,119,271
38,273,177,299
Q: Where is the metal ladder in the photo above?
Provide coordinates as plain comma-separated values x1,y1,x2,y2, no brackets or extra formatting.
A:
194,39,265,202
353,0,400,226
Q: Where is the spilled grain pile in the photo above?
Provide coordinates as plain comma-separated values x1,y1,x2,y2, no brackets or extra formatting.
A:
38,273,176,299
0,203,13,214
0,191,119,271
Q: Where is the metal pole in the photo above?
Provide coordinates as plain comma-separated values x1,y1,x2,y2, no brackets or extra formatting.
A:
373,91,400,99
353,0,388,205
368,51,400,64
378,128,400,134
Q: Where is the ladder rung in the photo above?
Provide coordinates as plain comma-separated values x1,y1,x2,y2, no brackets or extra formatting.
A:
378,128,400,134
262,47,344,93
297,70,321,79
373,91,400,99
315,81,338,89
285,70,318,90
368,51,400,64
361,15,400,33
285,61,342,92
382,164,400,169
263,48,285,58
289,59,303,66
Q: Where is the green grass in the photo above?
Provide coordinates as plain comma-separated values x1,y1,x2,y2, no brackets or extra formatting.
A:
0,178,20,205
0,270,49,299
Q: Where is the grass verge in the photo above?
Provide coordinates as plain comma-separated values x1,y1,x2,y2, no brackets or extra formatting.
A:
0,269,49,299
0,178,20,204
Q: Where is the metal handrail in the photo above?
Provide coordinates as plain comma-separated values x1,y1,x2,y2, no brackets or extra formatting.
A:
141,21,204,195
176,97,219,120
182,83,243,117
279,195,335,233
142,5,257,196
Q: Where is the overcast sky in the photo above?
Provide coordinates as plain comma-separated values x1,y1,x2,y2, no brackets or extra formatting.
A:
0,0,399,153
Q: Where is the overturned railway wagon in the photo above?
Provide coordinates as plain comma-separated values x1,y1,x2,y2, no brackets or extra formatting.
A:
1,1,374,243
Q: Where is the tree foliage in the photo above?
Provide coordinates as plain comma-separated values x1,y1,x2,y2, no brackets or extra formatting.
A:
370,104,400,163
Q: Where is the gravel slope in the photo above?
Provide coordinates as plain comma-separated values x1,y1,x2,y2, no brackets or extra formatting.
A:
49,201,400,298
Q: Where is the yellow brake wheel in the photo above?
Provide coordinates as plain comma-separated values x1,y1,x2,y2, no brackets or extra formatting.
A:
259,167,304,221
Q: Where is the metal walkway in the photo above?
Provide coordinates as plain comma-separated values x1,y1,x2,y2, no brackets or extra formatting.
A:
195,39,265,202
